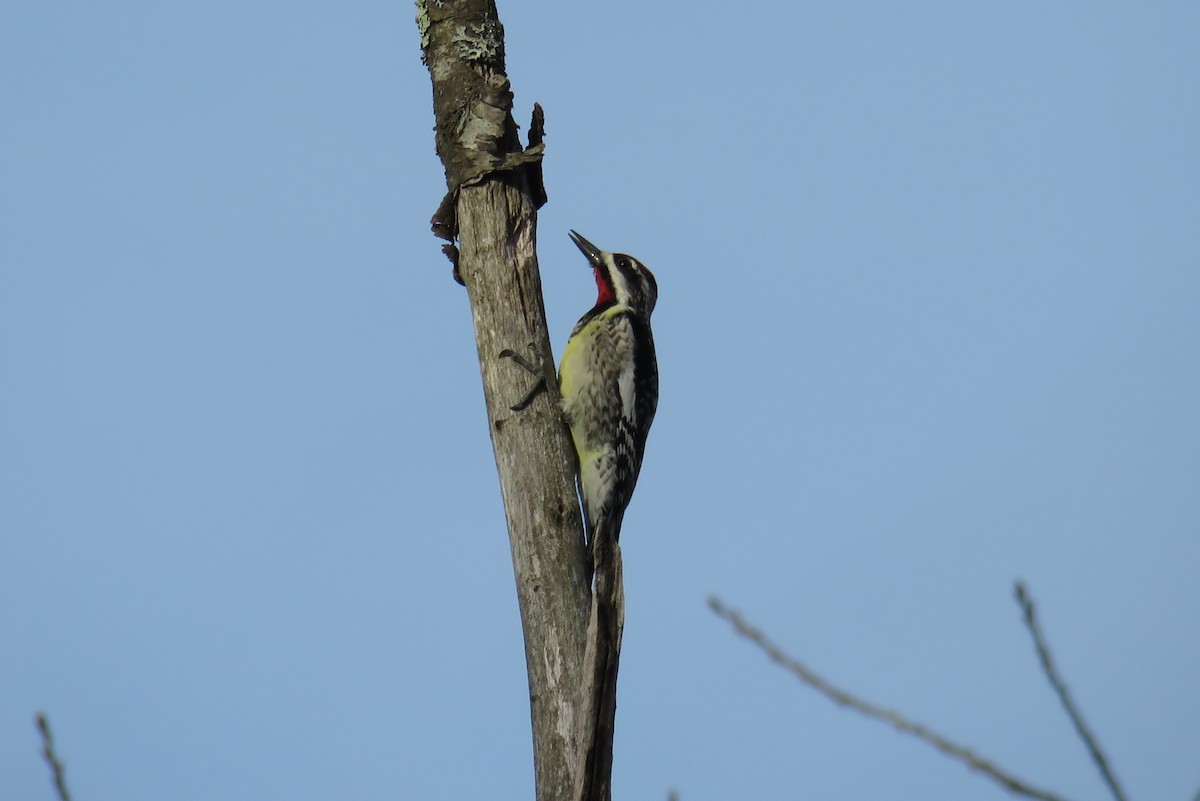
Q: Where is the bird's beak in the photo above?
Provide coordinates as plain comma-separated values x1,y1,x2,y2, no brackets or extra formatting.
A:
568,230,604,267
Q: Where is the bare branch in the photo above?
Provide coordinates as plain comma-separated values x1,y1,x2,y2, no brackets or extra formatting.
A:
416,4,618,800
36,712,72,801
708,597,1080,801
1014,581,1130,801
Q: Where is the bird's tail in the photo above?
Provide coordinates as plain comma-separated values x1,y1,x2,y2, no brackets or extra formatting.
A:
577,512,624,801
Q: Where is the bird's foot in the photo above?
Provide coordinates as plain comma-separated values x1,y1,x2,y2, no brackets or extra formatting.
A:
499,344,548,411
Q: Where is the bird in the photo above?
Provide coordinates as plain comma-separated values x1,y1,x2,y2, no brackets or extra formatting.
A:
558,230,659,547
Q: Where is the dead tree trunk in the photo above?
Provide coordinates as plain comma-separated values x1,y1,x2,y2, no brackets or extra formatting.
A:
415,2,621,799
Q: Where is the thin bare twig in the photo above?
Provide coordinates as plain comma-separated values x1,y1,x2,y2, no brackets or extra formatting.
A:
708,596,1079,801
1015,581,1130,801
36,712,72,801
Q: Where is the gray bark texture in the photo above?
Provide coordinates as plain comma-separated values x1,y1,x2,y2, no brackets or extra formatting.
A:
415,2,622,800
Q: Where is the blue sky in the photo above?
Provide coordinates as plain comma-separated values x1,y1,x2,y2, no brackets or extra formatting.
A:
3,2,1198,800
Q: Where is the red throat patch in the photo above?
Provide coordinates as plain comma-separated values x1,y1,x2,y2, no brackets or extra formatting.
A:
594,267,615,306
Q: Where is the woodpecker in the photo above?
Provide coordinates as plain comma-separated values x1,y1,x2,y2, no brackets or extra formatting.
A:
558,230,659,545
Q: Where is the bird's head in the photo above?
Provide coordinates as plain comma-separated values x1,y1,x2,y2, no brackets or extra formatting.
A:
569,230,657,317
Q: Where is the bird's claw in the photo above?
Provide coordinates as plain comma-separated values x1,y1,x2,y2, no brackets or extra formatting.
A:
500,344,548,411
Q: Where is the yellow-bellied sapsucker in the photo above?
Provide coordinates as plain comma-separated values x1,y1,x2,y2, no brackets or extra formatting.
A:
558,231,658,545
